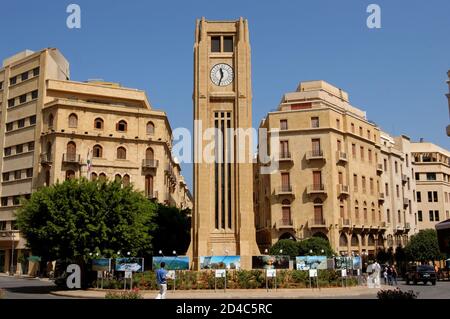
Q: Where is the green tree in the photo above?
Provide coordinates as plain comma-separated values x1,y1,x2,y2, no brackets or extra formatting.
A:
151,204,191,255
297,237,335,257
16,178,157,283
269,239,298,258
405,229,443,263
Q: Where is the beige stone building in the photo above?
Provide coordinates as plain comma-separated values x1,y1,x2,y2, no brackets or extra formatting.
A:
254,80,418,259
0,48,191,274
411,141,450,230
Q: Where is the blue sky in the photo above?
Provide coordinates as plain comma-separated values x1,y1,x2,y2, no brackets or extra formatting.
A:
1,1,449,189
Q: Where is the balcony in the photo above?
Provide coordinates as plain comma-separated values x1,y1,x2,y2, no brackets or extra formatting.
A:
339,218,351,229
62,153,81,164
352,219,363,229
142,159,159,168
337,184,349,197
40,153,52,165
308,218,327,228
378,192,385,202
0,230,20,242
379,221,389,229
396,225,405,232
165,165,176,183
336,151,348,163
147,191,158,200
279,151,293,162
277,218,294,229
376,164,383,174
405,222,411,231
403,198,409,207
306,184,326,195
306,150,325,161
402,174,408,184
275,185,294,196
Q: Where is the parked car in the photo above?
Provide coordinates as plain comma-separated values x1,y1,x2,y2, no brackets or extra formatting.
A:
405,265,436,285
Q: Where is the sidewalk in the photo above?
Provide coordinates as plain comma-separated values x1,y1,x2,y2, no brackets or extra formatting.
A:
51,285,389,299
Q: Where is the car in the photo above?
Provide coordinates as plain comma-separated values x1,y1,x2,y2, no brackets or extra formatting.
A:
405,265,437,285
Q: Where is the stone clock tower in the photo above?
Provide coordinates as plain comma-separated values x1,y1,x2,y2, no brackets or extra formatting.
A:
188,17,259,269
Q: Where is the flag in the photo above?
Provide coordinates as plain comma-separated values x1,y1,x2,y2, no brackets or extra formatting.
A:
86,148,92,178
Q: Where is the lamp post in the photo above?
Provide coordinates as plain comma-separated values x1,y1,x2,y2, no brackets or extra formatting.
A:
172,250,177,292
10,230,15,275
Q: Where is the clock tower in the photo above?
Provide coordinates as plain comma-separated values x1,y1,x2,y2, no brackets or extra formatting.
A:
189,17,259,269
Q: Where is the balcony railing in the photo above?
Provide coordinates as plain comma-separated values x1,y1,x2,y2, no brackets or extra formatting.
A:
147,191,158,200
378,192,385,201
336,151,347,162
309,218,327,228
403,198,409,207
306,150,325,161
402,174,408,184
277,218,294,229
0,230,20,241
339,218,351,228
380,221,389,229
307,184,326,195
142,159,159,168
276,185,294,195
337,184,349,196
279,151,292,161
405,222,411,230
40,153,52,164
63,153,81,163
376,164,383,174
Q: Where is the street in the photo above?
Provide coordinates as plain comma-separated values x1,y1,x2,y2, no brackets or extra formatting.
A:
0,275,72,299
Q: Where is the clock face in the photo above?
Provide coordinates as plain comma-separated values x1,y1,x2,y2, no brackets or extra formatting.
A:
210,63,234,86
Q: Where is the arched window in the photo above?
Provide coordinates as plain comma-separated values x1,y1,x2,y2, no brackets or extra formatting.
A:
48,114,54,127
145,147,154,160
339,233,348,247
93,145,103,158
91,172,98,181
117,147,126,159
363,201,368,222
116,120,127,132
94,118,104,130
65,170,75,180
281,199,291,225
355,200,359,220
378,234,384,247
99,173,107,181
46,141,52,157
351,234,359,247
123,174,130,187
146,121,155,135
115,174,122,182
66,142,76,161
145,175,154,198
368,234,375,246
68,113,78,128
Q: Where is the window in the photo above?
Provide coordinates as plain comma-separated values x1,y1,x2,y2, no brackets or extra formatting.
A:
223,36,233,52
387,209,391,223
33,67,40,76
91,172,98,181
6,123,13,131
1,197,7,207
385,183,389,196
418,211,423,221
16,144,23,154
146,121,155,135
368,149,372,163
26,168,33,178
367,130,371,139
362,176,366,193
93,145,103,158
395,161,398,173
8,98,15,108
336,119,341,129
370,178,374,195
280,141,289,158
352,144,356,158
65,170,76,180
10,76,17,85
14,170,21,180
351,123,355,133
68,113,78,128
18,119,25,128
4,147,11,156
3,172,10,182
31,90,38,100
407,178,410,190
415,172,420,180
396,185,399,198
116,120,127,132
417,191,421,202
211,36,221,52
429,210,434,222
353,174,358,192
115,174,122,182
48,113,54,127
406,154,409,167
359,126,363,136
123,174,130,187
384,159,387,171
435,211,440,222
117,147,127,160
426,173,436,181
360,146,364,161
19,94,27,104
428,191,433,202
13,196,20,206
94,118,104,129
311,117,319,128
21,71,29,81
398,210,401,223
0,81,3,90
433,191,438,202
28,142,34,151
280,119,288,130
29,115,36,125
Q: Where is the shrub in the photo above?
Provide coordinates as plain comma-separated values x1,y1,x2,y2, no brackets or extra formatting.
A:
377,288,418,300
105,288,143,299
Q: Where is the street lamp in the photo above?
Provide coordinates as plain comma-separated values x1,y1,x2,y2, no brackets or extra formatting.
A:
264,248,268,255
10,230,15,275
127,251,131,256
321,249,324,255
158,250,164,257
279,249,283,255
173,250,176,256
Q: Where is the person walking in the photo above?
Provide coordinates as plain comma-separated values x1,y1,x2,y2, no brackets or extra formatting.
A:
383,266,388,285
155,262,168,299
387,265,393,285
392,265,398,286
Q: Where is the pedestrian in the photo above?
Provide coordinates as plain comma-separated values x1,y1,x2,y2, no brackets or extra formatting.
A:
387,266,393,285
383,266,388,285
155,262,168,299
392,265,398,286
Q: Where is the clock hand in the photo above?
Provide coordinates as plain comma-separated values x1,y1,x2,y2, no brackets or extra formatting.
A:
218,68,224,85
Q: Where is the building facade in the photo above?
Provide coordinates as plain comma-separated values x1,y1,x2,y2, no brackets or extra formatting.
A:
254,81,418,259
411,141,450,230
189,18,259,269
0,49,191,274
